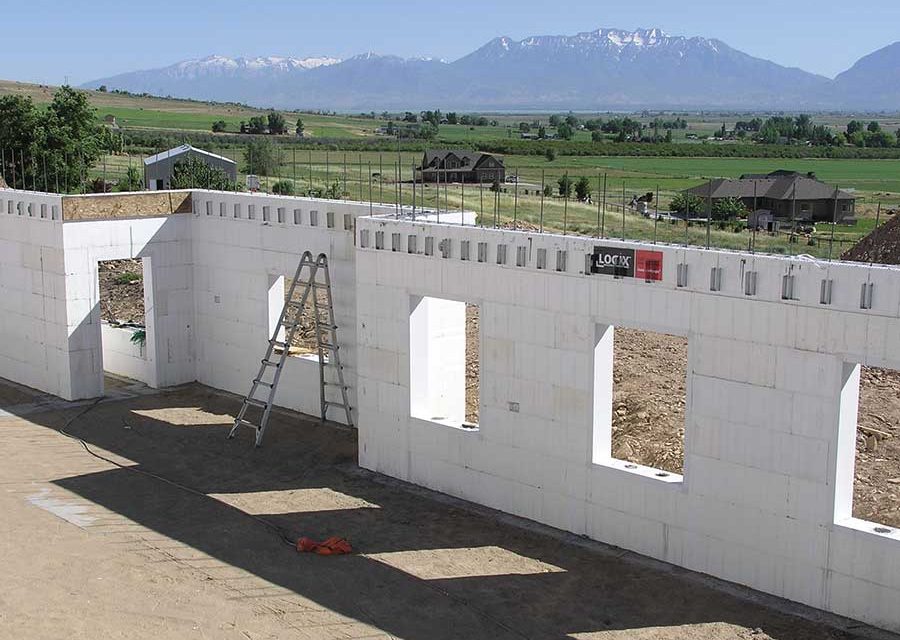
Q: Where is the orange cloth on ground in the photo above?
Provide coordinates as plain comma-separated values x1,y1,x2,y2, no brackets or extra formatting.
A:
296,536,352,555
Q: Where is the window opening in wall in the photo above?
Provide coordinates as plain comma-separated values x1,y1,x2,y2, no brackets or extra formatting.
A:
234,203,242,219
409,297,479,429
269,275,328,362
98,258,151,386
842,364,900,533
327,211,335,228
294,209,302,224
593,325,687,478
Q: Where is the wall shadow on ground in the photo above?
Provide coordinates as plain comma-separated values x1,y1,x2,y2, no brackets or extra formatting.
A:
6,383,867,640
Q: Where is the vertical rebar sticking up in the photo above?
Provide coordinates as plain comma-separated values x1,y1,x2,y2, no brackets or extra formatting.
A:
412,163,417,220
540,169,546,233
706,178,713,249
684,193,690,246
751,180,758,253
325,151,330,192
479,178,484,227
369,161,374,217
563,171,569,235
789,179,797,255
829,186,839,260
513,167,519,230
293,147,296,184
601,173,608,238
460,178,464,225
379,153,383,203
397,162,402,218
621,181,626,241
596,172,602,238
435,163,441,222
653,184,660,244
308,149,313,193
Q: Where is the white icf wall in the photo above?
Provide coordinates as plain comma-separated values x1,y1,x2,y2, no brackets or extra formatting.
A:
188,191,399,421
100,324,152,383
61,215,195,399
0,190,68,396
355,216,900,633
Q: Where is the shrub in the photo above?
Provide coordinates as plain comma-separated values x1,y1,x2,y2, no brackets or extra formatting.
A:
114,272,141,285
272,179,294,195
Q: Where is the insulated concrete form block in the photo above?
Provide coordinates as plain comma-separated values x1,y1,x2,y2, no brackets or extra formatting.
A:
354,215,900,633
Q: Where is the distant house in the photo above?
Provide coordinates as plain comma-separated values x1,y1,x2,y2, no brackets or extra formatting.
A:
143,144,238,191
684,170,856,223
415,150,505,184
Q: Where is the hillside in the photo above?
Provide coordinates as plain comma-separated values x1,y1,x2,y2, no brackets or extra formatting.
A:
81,27,850,111
832,42,900,111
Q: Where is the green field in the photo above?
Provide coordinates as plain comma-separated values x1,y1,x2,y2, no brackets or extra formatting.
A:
6,77,899,257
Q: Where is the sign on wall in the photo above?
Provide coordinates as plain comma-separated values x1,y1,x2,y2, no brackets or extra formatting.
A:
590,246,663,281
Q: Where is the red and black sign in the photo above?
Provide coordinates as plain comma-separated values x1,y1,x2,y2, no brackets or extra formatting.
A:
590,246,663,281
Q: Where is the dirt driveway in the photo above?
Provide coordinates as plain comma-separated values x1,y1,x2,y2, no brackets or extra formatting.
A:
0,380,892,640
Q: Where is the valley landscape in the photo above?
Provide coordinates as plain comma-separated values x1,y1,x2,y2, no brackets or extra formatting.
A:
3,10,900,639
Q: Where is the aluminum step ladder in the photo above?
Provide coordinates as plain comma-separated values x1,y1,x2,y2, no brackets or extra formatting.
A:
228,251,353,447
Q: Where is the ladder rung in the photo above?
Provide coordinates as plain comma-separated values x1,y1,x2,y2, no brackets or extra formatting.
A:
281,320,299,328
317,323,337,329
323,382,348,389
253,379,274,389
324,401,351,409
319,343,338,351
234,419,260,430
244,398,268,409
261,359,281,367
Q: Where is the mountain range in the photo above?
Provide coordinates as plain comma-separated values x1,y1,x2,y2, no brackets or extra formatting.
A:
82,28,900,111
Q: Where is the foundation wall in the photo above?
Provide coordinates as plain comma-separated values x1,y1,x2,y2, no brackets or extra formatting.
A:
355,217,900,633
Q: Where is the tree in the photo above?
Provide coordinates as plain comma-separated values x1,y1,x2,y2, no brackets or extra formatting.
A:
669,192,705,216
0,86,103,193
446,112,459,125
117,165,144,192
591,130,604,142
711,197,748,221
538,125,547,139
868,121,882,133
557,174,573,198
665,129,673,143
97,85,107,92
565,113,579,128
267,111,287,135
542,184,554,198
544,148,556,162
403,112,418,123
556,123,575,140
170,156,234,190
211,120,227,133
548,114,562,127
242,138,282,175
295,118,305,136
846,120,864,136
574,176,592,201
247,116,267,134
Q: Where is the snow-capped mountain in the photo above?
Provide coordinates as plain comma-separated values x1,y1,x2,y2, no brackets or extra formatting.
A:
81,28,892,110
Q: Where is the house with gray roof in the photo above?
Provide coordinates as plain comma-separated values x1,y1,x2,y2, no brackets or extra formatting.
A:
416,150,505,184
684,171,856,223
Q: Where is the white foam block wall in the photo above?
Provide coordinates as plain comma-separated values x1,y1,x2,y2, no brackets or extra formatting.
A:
0,191,68,395
355,217,900,633
61,216,195,399
188,191,398,421
100,324,153,383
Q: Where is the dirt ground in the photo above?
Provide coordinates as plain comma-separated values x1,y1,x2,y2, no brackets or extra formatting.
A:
98,258,145,324
0,379,888,640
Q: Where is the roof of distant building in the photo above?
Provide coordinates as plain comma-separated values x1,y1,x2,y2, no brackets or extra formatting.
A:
685,171,854,201
144,144,236,167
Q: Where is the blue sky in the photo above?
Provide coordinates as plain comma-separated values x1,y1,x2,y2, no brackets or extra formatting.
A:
3,0,898,85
